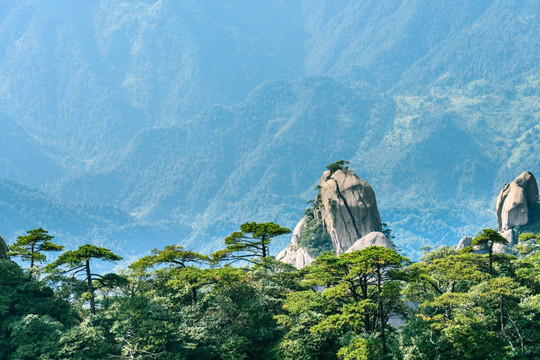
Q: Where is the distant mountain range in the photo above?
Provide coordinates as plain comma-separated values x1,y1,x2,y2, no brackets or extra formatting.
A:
0,0,538,260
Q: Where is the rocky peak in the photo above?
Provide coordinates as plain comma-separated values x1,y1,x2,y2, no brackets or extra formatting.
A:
0,236,10,260
496,171,539,231
278,165,386,267
319,168,383,253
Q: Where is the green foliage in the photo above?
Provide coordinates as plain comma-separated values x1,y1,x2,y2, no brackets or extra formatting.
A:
299,214,333,258
9,228,64,270
47,244,122,269
0,260,76,359
280,247,409,359
9,314,64,360
400,244,540,360
131,245,208,270
326,160,350,175
516,232,540,256
46,244,123,315
298,184,334,258
212,222,291,266
3,221,540,359
472,228,509,274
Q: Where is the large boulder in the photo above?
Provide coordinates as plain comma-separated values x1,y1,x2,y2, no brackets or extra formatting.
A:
276,217,315,268
0,236,9,260
456,236,473,250
318,169,382,253
278,167,385,268
496,171,539,231
345,232,394,253
491,229,516,253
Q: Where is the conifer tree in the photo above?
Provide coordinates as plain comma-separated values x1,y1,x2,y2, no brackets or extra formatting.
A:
9,228,63,273
46,244,122,314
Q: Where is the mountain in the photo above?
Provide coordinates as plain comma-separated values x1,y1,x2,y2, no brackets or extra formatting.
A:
0,0,306,173
0,1,538,260
0,178,189,260
50,77,395,252
302,0,539,93
0,113,64,185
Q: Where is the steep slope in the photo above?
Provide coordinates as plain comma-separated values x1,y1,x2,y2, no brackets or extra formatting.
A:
0,113,64,185
52,77,395,251
0,0,305,175
302,0,539,93
0,1,538,260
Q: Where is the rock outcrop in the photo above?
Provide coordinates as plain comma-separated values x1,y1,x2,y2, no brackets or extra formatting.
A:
457,171,538,254
345,232,394,253
276,217,315,268
496,171,539,231
318,169,382,253
0,236,10,260
456,236,472,250
278,167,386,268
492,229,518,253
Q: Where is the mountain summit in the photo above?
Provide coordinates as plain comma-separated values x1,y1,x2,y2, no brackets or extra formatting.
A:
277,164,393,267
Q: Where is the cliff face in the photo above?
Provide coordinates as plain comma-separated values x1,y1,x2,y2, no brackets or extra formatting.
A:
275,217,315,268
318,169,383,254
278,167,388,267
496,171,539,231
455,171,538,254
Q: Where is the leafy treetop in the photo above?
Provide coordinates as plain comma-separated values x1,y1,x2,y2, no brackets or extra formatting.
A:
9,228,64,269
212,222,291,266
326,160,350,175
47,244,122,269
472,228,508,274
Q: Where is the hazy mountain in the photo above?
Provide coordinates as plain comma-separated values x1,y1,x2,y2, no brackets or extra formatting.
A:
0,177,189,259
0,113,64,185
302,0,539,93
51,77,395,252
0,1,538,259
0,0,305,173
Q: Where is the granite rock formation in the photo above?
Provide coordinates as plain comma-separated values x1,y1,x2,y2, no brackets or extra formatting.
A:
457,171,538,254
496,171,539,231
345,232,394,253
0,236,10,260
318,169,383,253
276,217,315,268
278,167,386,267
456,236,473,250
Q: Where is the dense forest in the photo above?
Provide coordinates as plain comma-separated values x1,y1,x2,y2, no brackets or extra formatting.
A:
1,224,539,359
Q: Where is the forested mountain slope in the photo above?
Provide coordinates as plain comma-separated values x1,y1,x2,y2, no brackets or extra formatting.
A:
0,0,538,259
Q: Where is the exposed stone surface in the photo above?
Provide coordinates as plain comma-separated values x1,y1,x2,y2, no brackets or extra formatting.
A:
345,232,394,253
278,167,386,268
276,217,315,268
0,236,10,260
319,169,382,254
493,229,517,253
277,245,314,268
496,171,539,231
456,236,473,250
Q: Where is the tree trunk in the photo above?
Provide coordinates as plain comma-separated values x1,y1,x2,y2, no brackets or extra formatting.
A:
191,286,197,304
262,236,267,258
30,244,35,268
85,260,96,314
360,277,371,332
377,265,387,355
489,241,493,275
